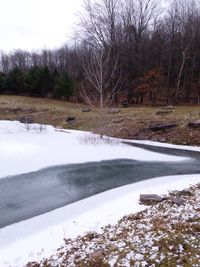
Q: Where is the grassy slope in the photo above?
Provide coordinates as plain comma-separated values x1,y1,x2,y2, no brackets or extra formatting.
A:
0,95,200,145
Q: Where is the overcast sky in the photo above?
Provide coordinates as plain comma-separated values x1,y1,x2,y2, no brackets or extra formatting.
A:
0,0,82,52
0,0,167,53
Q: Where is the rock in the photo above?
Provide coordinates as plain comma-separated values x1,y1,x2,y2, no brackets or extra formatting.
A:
81,107,91,113
19,117,33,124
12,107,23,113
171,197,185,205
160,194,168,200
112,118,124,124
109,108,120,114
66,116,76,122
140,194,163,205
188,120,200,129
135,133,148,140
177,189,194,197
156,110,173,115
163,105,174,110
158,137,167,143
149,123,177,131
122,100,129,108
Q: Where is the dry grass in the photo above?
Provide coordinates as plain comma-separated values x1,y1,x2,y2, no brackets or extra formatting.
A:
1,95,200,145
0,95,98,130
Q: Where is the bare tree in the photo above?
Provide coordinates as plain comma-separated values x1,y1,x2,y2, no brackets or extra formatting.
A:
76,0,122,137
174,0,198,100
121,0,160,99
164,1,182,93
176,30,196,99
81,46,120,138
77,0,121,49
0,53,10,73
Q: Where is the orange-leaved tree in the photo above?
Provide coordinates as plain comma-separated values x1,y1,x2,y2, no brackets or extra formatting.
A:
136,68,163,105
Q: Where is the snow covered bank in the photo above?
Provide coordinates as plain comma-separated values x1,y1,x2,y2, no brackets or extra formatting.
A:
0,120,188,179
0,174,199,267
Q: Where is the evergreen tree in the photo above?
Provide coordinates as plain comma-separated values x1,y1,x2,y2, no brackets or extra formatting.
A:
0,72,5,93
53,72,74,99
3,67,24,94
24,66,43,96
40,66,53,96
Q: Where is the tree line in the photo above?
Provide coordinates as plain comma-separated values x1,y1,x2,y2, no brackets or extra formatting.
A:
0,0,200,105
0,65,74,99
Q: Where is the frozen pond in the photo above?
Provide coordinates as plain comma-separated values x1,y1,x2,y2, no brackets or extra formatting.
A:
0,144,200,228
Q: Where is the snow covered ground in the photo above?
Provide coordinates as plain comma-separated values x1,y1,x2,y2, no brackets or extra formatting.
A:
0,120,199,267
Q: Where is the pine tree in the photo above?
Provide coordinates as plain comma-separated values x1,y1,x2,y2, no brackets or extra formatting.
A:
0,72,5,93
40,66,53,97
3,67,24,94
24,66,43,96
53,72,74,99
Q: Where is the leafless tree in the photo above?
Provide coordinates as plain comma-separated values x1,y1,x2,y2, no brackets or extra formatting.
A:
81,46,120,138
121,0,160,98
172,0,198,100
77,0,121,49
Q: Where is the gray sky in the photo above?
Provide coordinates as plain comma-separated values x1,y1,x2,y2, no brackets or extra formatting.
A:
0,0,82,52
0,0,167,53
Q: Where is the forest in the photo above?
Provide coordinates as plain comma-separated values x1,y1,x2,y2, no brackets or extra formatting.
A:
0,0,200,106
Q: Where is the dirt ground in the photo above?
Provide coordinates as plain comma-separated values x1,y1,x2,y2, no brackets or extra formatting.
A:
0,95,200,146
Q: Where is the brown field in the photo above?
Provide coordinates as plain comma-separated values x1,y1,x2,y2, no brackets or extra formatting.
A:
0,95,200,145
